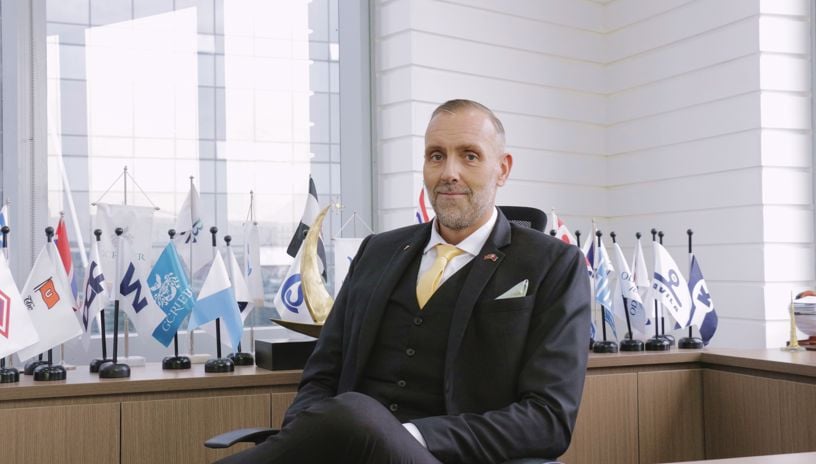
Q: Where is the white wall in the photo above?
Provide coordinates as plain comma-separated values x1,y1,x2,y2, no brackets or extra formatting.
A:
373,0,813,348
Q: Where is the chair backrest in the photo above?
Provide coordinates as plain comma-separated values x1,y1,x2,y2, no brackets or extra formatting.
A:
498,206,548,232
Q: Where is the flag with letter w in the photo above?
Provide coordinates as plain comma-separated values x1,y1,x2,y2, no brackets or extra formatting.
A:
117,236,166,342
650,241,693,329
16,242,82,360
688,254,717,345
187,252,243,349
148,242,195,347
0,252,39,359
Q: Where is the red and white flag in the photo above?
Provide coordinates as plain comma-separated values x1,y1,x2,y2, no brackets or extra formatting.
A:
55,216,79,311
0,252,39,359
549,210,577,245
415,185,435,224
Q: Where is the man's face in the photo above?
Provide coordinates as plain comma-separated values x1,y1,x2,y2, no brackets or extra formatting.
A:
423,109,512,236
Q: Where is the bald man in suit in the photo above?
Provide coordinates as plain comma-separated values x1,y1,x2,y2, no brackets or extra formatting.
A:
219,100,591,464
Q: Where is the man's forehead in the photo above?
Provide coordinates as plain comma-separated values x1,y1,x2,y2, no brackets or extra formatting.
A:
425,110,497,142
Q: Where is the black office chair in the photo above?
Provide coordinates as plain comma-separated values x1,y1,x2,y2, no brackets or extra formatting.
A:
206,205,563,464
497,205,548,232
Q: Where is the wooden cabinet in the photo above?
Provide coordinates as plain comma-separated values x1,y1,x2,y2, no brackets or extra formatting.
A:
3,350,816,463
0,365,300,464
0,402,119,464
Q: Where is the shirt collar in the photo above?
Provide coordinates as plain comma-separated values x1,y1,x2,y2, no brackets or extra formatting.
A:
424,207,498,257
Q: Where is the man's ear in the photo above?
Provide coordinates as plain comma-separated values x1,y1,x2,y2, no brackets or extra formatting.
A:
497,153,513,186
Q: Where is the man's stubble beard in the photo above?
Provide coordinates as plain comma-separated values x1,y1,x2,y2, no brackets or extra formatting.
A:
430,182,496,231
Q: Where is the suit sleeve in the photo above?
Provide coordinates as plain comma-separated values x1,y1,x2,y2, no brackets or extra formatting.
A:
281,234,373,426
411,245,591,463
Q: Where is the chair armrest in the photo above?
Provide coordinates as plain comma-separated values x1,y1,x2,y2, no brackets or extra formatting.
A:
204,427,279,449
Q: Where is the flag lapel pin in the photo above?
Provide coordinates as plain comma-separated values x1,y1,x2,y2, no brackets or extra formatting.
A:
483,253,498,262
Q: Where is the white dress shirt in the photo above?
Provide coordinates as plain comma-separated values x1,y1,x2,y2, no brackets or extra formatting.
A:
404,206,498,447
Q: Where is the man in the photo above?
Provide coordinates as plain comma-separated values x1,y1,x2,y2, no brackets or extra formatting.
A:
220,100,591,463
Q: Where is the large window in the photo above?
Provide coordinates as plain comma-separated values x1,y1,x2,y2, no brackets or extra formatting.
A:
2,0,370,362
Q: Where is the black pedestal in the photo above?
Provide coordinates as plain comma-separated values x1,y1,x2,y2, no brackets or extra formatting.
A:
0,367,20,383
162,356,191,370
592,340,619,353
205,357,234,373
90,358,112,373
645,336,671,351
24,360,49,375
33,364,67,381
678,336,704,349
255,339,317,371
227,352,255,366
659,334,676,347
620,338,645,352
99,362,131,378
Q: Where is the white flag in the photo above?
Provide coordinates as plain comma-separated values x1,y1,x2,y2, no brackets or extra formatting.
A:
174,183,211,277
94,203,155,292
650,242,693,329
16,243,83,361
227,247,253,323
243,222,264,306
117,236,166,341
79,238,109,350
333,238,364,297
0,252,39,359
631,237,650,290
611,242,648,336
273,246,315,324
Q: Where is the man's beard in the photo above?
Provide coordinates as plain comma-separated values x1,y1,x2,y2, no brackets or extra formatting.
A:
430,182,495,231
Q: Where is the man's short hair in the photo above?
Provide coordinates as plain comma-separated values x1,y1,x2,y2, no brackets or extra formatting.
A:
430,99,506,150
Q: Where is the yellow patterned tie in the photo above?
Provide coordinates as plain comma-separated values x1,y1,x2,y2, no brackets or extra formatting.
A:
416,244,464,309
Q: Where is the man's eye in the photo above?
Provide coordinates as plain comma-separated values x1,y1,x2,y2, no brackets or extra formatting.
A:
465,153,478,161
429,153,443,161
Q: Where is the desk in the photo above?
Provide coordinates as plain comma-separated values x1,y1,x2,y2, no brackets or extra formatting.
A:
665,451,816,463
0,364,300,464
2,350,815,464
559,349,816,464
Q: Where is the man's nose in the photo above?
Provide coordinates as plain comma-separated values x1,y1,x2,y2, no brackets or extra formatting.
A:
440,158,459,182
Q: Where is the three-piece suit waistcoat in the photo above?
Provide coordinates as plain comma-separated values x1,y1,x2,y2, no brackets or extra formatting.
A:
356,251,474,422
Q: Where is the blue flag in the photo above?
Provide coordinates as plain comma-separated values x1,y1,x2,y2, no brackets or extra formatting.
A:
594,241,617,340
148,242,196,347
688,254,717,345
188,253,243,349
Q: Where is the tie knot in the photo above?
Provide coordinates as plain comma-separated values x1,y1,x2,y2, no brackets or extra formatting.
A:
435,244,463,261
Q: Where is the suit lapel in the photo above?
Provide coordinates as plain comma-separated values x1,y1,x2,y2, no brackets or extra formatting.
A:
354,224,429,380
444,212,513,374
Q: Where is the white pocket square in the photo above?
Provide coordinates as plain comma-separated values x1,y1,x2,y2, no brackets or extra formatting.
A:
496,279,529,300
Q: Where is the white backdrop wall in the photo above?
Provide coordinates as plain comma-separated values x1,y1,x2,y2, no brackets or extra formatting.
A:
373,0,814,348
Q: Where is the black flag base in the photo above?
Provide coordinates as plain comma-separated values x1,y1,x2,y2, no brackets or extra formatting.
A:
226,352,254,366
0,367,20,383
645,336,671,351
24,359,49,375
99,362,131,379
659,334,676,347
162,355,192,370
205,357,235,373
90,358,112,373
620,338,645,352
679,336,704,349
33,364,67,381
592,340,619,353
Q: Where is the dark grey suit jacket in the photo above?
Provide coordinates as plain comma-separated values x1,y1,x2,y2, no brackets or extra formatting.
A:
283,211,591,463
